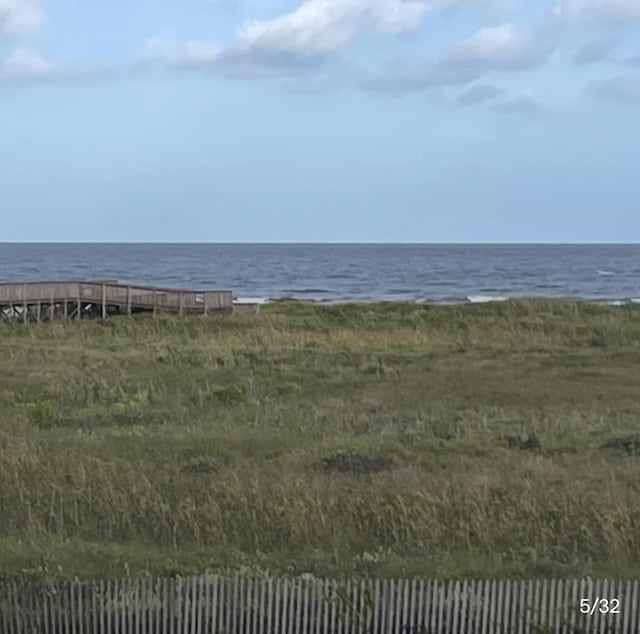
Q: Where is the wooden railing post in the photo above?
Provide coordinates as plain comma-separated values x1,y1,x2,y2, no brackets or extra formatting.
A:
102,283,107,320
179,291,184,317
22,284,27,324
127,286,132,316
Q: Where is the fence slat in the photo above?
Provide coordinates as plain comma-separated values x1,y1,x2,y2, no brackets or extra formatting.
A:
408,578,417,633
251,579,263,634
106,579,112,634
599,578,608,634
549,577,557,629
0,582,8,634
302,577,310,634
505,579,514,631
593,577,601,634
193,576,200,634
172,577,179,634
434,580,443,634
213,576,222,634
611,579,622,634
81,580,89,634
24,582,32,634
146,578,152,634
129,579,136,634
134,578,141,634
360,578,367,634
237,574,245,634
416,579,425,634
631,579,639,634
512,580,527,634
312,579,320,634
398,578,407,633
41,582,51,634
318,579,325,634
513,580,522,634
621,579,630,634
63,580,71,634
29,583,37,634
76,580,83,634
460,579,469,634
204,575,211,634
287,577,295,634
389,578,398,634
558,578,568,634
8,582,17,634
591,577,600,634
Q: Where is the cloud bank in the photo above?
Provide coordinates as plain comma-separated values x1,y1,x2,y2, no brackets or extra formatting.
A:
144,0,435,77
3,0,640,111
0,0,42,36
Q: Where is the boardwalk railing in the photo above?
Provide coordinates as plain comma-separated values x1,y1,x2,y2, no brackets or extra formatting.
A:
0,280,233,320
0,574,637,633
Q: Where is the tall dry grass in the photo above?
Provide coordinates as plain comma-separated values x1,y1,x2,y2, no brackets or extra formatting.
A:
1,299,640,579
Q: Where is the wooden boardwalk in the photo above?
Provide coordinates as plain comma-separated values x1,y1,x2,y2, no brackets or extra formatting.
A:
0,280,234,322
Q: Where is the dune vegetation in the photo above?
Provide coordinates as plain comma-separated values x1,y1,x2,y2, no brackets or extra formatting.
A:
1,298,640,580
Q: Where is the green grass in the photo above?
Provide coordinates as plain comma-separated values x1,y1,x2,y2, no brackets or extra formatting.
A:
2,298,640,580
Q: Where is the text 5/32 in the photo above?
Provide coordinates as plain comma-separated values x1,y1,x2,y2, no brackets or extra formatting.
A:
580,598,621,615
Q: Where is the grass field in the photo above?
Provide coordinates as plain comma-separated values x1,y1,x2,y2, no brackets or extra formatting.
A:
1,298,640,581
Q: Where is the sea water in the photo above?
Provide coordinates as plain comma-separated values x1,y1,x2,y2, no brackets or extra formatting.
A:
1,243,638,304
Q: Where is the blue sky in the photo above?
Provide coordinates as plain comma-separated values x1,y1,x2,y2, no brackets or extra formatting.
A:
1,0,639,242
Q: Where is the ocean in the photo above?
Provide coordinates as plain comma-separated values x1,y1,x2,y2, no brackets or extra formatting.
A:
1,243,639,304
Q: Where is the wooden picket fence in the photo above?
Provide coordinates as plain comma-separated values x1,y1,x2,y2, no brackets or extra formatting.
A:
0,574,638,633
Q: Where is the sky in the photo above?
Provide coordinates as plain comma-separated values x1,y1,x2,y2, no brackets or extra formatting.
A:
1,0,639,243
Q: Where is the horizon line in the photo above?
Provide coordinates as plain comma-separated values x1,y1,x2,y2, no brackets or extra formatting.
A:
2,241,640,246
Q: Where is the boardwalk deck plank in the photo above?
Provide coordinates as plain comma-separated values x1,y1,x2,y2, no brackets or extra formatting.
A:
0,280,234,320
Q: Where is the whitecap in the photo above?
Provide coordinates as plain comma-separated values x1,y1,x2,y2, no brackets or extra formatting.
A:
466,295,508,303
597,270,615,276
234,297,269,304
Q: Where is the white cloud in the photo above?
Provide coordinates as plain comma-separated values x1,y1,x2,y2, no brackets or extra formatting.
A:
141,0,527,79
363,23,557,94
553,0,640,22
0,49,123,84
141,0,432,78
182,41,222,64
0,48,52,78
450,24,548,68
0,0,42,36
233,0,431,57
